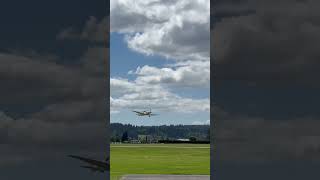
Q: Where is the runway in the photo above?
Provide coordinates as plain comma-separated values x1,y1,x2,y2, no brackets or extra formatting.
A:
112,146,209,149
120,175,210,180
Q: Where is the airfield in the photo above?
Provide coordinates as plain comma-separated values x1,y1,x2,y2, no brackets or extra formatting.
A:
110,143,210,180
120,175,210,180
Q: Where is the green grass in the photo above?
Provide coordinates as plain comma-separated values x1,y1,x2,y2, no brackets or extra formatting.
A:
110,143,210,180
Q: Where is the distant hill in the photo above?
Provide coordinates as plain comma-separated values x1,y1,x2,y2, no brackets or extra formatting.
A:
110,123,210,142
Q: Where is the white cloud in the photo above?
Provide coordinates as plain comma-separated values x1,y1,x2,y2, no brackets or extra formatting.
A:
110,78,136,96
0,109,106,166
133,60,210,87
80,46,108,76
110,0,210,119
111,0,210,61
57,16,108,43
111,61,209,114
110,77,209,113
192,119,210,125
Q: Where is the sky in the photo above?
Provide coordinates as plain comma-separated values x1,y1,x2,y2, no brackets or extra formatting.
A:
0,0,107,179
110,0,210,126
212,0,320,179
1,0,320,179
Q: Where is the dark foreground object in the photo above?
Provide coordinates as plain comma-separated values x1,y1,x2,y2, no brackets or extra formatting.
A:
121,175,210,180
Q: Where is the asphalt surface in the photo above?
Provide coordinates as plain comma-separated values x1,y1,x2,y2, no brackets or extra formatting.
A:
120,175,210,180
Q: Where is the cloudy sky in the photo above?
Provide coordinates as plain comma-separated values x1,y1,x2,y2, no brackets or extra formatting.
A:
212,0,320,179
110,0,210,126
2,0,320,179
0,1,107,179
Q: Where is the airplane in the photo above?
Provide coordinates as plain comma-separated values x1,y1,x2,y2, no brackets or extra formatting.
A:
68,155,109,173
132,108,158,117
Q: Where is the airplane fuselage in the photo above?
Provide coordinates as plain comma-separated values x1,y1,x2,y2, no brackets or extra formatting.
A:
133,109,158,117
134,111,152,116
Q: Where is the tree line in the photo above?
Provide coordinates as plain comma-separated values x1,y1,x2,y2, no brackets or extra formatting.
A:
110,123,210,142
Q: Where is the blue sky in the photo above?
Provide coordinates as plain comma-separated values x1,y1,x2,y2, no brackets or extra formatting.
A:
110,32,210,125
110,33,166,78
0,1,107,179
110,0,210,125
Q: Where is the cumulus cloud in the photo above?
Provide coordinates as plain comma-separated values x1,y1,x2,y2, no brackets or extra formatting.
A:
192,120,210,125
110,77,209,113
210,2,320,176
213,105,320,162
0,50,107,106
111,61,210,113
111,0,210,61
212,0,320,86
80,46,108,76
0,110,106,167
110,0,210,117
132,60,210,87
0,43,107,166
57,16,108,43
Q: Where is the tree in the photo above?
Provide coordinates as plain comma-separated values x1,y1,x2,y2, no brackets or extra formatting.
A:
206,128,210,141
110,137,115,142
189,136,197,142
121,131,128,142
114,135,121,142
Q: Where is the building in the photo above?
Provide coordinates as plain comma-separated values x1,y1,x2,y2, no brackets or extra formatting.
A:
138,135,159,143
177,138,190,142
130,139,140,144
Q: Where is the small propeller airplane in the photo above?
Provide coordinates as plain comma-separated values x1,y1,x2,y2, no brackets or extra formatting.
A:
132,108,158,117
68,155,109,173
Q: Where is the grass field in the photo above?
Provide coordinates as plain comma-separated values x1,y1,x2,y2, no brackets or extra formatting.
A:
110,143,210,180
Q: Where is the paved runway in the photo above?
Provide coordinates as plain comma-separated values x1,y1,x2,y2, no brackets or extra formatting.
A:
120,175,210,180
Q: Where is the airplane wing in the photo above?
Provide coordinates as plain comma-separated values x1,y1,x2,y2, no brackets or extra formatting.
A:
150,113,158,116
133,111,144,115
80,165,104,172
68,155,106,167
